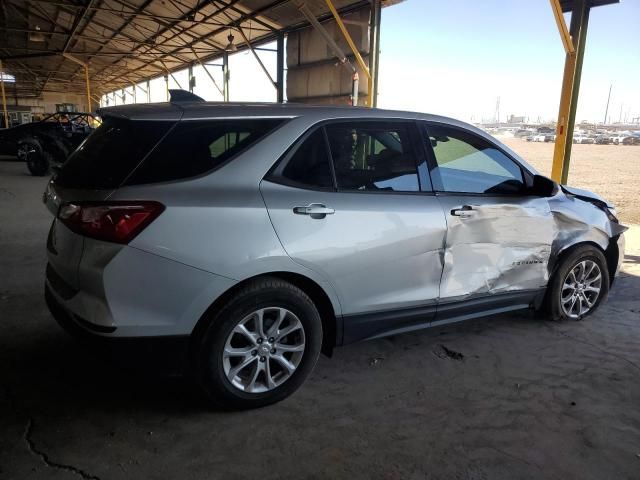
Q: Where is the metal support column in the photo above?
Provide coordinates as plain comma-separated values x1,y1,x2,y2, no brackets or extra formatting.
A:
146,79,151,103
164,74,169,101
0,60,8,128
63,54,92,112
132,83,137,103
550,0,590,184
223,51,230,102
369,0,381,107
188,63,194,93
325,0,373,107
276,32,285,103
84,65,92,112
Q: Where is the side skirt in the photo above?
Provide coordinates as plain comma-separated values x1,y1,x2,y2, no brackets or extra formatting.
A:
341,289,544,345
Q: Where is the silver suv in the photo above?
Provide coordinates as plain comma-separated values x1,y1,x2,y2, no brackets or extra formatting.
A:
44,97,626,408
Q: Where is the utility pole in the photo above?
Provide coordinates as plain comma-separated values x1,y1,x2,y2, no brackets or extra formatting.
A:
618,103,623,123
603,84,611,125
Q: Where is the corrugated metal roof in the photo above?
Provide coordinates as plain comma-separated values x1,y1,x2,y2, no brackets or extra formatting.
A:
0,0,393,98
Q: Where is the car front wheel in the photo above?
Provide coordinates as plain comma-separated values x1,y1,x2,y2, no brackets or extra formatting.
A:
546,245,610,321
195,277,322,409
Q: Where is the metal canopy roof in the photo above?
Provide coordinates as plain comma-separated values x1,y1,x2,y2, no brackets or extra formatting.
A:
559,0,619,12
0,0,393,98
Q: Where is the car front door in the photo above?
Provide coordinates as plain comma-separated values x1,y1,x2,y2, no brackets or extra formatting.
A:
421,122,556,322
261,119,447,343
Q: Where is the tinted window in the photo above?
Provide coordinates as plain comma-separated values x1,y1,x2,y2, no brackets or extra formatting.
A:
126,119,283,185
279,129,334,189
55,117,173,189
325,122,420,192
426,124,525,194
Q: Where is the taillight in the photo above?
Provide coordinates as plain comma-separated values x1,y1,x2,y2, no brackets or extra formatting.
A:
58,201,165,244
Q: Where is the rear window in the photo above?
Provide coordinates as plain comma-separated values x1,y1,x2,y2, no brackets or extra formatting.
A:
55,117,174,189
124,119,285,185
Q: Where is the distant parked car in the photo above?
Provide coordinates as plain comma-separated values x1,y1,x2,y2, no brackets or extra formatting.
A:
532,134,546,142
525,135,535,142
0,112,100,176
622,135,640,146
609,134,627,145
595,135,611,145
543,134,556,143
573,135,594,144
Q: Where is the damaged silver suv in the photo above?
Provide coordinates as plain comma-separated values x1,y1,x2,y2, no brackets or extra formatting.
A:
44,93,626,409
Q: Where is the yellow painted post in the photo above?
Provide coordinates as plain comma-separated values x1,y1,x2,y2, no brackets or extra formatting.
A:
551,53,577,182
325,0,373,107
549,0,577,183
0,60,9,128
84,65,92,112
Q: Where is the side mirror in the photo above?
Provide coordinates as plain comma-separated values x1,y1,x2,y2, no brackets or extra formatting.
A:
528,174,557,197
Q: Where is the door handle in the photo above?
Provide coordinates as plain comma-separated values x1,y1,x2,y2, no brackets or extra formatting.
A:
293,203,335,217
450,205,476,218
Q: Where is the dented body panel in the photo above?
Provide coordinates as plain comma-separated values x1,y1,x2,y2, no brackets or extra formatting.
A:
435,195,556,300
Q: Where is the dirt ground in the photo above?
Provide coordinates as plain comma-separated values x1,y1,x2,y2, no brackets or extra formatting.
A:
501,137,640,224
1,161,640,479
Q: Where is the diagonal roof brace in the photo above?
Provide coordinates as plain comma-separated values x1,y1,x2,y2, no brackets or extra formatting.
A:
295,1,354,73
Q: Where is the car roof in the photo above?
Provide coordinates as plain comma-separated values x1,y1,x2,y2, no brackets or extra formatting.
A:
98,101,466,126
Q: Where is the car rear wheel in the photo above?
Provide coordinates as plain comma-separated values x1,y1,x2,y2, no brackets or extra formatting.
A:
19,139,50,176
546,245,609,321
195,277,322,409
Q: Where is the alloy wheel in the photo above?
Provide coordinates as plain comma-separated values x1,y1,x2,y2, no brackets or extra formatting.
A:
561,259,602,319
222,307,306,393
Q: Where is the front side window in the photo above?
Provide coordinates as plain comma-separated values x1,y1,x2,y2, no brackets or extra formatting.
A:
125,119,283,185
425,124,525,194
325,122,421,192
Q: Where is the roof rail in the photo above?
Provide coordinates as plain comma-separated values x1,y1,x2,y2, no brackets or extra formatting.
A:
169,89,205,103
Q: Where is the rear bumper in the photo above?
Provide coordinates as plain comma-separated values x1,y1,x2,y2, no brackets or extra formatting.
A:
45,244,237,338
45,282,115,336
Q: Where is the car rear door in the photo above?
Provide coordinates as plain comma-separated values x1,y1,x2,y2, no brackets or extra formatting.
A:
420,122,556,322
261,119,447,343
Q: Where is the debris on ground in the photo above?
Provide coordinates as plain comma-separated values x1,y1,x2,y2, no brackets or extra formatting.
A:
434,344,464,361
369,357,384,366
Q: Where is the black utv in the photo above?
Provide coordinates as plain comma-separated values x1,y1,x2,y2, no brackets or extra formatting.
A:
0,112,100,176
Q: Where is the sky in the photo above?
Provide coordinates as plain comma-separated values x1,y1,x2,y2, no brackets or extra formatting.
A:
103,0,639,124
377,0,640,123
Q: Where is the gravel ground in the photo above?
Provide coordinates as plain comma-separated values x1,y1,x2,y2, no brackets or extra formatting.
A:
1,161,639,480
501,137,640,224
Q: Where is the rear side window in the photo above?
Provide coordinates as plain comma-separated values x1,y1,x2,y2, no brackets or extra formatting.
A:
279,129,334,189
325,122,421,192
55,117,173,189
125,119,284,185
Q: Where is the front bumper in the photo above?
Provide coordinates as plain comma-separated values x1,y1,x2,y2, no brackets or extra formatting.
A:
616,233,625,277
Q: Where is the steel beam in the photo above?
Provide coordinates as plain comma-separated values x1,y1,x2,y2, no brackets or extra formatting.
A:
550,0,590,184
190,46,224,96
0,61,8,128
325,0,372,107
223,51,229,102
369,0,381,107
276,32,284,103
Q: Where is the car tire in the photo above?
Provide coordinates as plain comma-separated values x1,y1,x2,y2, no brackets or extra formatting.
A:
19,139,50,176
545,245,609,321
195,277,323,409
